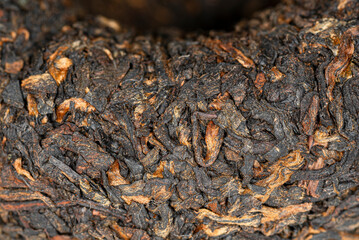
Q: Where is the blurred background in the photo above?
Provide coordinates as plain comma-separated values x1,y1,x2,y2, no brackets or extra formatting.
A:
76,0,280,31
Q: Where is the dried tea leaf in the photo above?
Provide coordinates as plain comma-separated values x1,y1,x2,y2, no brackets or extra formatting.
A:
21,73,57,95
5,59,23,74
79,178,111,207
251,202,312,224
192,116,224,167
299,157,325,198
176,125,191,148
111,222,150,240
107,160,129,186
0,190,55,208
1,0,359,239
254,150,304,202
96,16,121,31
56,98,96,122
147,161,175,179
251,203,313,236
219,42,255,68
121,195,151,205
26,94,39,117
325,26,359,101
197,224,239,237
268,67,285,83
301,92,319,135
49,57,73,85
13,158,34,181
197,208,260,227
204,121,223,163
312,129,340,147
254,72,266,94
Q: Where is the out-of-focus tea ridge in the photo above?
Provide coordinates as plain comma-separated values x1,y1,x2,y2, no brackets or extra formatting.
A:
76,0,279,30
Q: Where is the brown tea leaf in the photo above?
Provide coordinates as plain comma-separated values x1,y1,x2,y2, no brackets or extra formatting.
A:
198,224,239,237
254,72,266,94
112,222,150,240
26,94,39,117
219,42,255,68
5,59,23,74
107,160,129,186
56,98,96,122
121,195,151,205
300,157,325,198
13,158,35,181
254,150,304,202
21,73,57,95
251,202,312,224
204,121,223,163
325,26,359,101
49,57,73,85
197,208,260,227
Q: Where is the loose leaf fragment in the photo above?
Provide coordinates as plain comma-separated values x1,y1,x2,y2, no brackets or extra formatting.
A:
254,150,304,202
301,92,319,135
21,73,57,95
26,94,39,117
252,203,312,224
219,42,255,68
312,129,340,148
204,121,224,163
111,222,150,240
197,224,239,237
251,203,313,236
121,195,151,205
254,72,267,94
299,157,325,197
49,57,73,85
192,113,224,167
56,98,96,122
5,58,23,74
325,26,359,101
197,208,261,227
107,160,129,186
0,189,55,208
13,158,35,181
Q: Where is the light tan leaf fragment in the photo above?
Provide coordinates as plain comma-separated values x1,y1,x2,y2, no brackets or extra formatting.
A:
147,161,175,179
219,42,255,68
338,0,351,10
79,178,111,207
197,208,260,227
96,16,121,31
56,98,96,122
111,222,150,240
204,121,223,164
49,57,73,85
13,158,35,181
254,72,267,93
325,26,359,101
5,59,23,74
209,92,230,110
121,195,151,205
250,203,312,224
50,235,73,240
269,66,285,82
21,73,57,95
312,129,340,147
254,150,304,202
176,125,191,148
107,160,129,186
197,224,239,237
26,94,39,117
